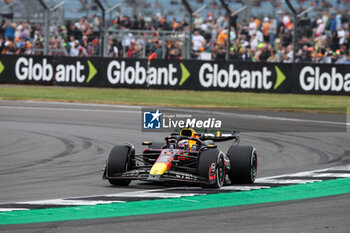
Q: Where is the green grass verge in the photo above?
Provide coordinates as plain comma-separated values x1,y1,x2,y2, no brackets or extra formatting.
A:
0,85,349,113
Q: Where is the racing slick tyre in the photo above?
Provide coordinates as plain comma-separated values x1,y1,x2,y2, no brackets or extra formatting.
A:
107,145,135,186
198,149,225,188
227,146,257,184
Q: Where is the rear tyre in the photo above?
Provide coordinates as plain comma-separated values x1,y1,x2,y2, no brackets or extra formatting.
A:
198,149,225,188
107,145,134,186
227,146,257,184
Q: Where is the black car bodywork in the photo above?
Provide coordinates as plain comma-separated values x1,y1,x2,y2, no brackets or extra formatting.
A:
103,128,257,188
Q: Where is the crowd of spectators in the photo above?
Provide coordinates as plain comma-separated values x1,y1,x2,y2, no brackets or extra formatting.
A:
187,8,350,63
0,15,103,57
0,5,349,64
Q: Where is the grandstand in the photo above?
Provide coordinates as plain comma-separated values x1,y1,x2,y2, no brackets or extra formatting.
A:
1,0,348,23
0,0,349,63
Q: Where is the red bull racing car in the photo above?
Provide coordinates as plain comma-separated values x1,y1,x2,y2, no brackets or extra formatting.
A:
102,128,257,188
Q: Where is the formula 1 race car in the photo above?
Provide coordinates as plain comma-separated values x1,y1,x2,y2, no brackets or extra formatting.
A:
102,128,257,188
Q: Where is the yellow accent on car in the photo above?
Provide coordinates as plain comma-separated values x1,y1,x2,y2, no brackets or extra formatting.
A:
150,163,168,175
216,130,221,137
180,128,196,137
188,140,196,150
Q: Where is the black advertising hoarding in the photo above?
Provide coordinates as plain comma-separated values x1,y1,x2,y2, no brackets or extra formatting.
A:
0,55,54,85
0,55,103,87
292,63,350,94
0,54,349,95
100,58,293,93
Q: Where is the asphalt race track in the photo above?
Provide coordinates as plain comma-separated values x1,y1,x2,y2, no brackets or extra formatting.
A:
0,100,349,232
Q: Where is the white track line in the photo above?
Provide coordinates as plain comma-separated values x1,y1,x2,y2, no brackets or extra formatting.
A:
311,173,350,178
103,189,205,198
0,106,140,114
17,199,125,206
0,208,29,212
167,107,350,126
1,165,349,211
255,179,322,184
0,100,142,109
0,100,348,126
220,186,270,191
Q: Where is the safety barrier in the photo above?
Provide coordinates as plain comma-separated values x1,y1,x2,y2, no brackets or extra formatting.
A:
0,55,349,95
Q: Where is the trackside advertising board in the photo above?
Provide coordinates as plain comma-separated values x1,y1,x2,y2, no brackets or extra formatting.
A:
0,55,349,95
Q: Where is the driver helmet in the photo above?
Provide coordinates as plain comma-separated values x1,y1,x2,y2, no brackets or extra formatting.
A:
178,140,189,150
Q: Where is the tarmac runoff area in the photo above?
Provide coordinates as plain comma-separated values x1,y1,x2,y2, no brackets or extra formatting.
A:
0,100,349,232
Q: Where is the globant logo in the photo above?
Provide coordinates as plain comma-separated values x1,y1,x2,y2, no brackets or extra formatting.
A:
14,57,97,83
299,66,350,92
142,109,222,131
107,61,191,87
198,63,273,89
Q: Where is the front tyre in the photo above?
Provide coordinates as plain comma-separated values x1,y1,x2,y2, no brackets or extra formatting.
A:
107,145,135,186
227,146,257,184
198,149,225,188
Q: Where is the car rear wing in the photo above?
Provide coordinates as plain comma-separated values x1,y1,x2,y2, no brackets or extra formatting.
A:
178,128,240,142
200,130,240,142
